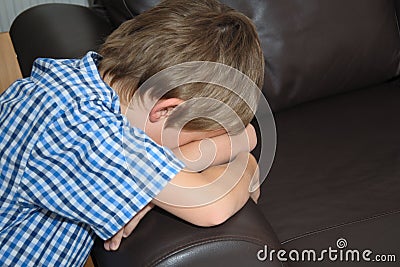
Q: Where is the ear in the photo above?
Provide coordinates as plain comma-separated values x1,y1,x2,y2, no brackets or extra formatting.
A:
149,98,184,123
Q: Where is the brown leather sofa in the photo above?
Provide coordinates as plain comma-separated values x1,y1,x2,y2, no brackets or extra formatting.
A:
10,0,400,266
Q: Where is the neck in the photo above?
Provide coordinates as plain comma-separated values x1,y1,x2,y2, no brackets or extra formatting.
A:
120,103,128,114
101,73,128,114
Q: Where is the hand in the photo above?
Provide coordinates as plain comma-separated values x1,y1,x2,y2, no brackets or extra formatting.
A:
104,203,154,251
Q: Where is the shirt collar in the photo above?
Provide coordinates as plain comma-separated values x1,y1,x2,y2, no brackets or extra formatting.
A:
78,51,122,113
30,51,122,114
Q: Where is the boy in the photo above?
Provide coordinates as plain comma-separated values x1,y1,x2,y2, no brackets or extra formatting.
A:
0,0,264,266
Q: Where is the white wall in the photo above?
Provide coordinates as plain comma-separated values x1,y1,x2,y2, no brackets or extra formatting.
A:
0,0,90,32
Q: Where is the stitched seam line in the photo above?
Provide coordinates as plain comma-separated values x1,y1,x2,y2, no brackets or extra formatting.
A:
147,235,270,267
281,209,400,245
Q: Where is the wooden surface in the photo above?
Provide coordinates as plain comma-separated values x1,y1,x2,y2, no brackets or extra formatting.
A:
0,32,22,94
84,256,94,267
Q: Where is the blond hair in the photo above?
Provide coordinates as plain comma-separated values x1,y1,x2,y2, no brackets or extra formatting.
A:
99,0,264,133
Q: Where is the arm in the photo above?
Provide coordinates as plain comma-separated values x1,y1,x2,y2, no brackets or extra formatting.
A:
105,152,259,250
153,152,259,227
172,124,257,171
105,126,258,250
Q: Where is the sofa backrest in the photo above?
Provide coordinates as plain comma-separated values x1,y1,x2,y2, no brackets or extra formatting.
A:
100,0,400,111
10,4,113,77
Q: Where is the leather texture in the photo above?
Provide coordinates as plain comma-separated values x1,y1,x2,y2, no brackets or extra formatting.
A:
10,4,113,77
282,212,400,266
100,0,400,111
91,201,286,267
93,0,135,27
258,78,400,251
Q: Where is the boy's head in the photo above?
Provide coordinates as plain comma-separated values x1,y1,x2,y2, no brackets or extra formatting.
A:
99,0,264,144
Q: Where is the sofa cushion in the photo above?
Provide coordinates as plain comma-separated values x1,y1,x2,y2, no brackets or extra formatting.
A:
257,78,400,249
282,212,400,266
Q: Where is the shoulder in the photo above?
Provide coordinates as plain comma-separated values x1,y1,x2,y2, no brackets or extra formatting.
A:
29,52,119,110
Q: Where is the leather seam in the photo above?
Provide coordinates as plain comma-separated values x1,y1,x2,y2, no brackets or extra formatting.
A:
147,235,270,267
122,0,134,18
394,3,400,75
281,210,400,245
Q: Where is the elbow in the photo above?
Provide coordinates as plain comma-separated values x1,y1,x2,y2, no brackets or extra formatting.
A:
190,209,231,227
206,215,229,227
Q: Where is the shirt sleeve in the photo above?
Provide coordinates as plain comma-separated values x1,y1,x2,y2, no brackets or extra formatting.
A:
19,100,184,240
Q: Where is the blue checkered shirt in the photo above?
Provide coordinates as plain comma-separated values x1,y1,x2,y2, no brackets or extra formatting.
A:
0,52,184,266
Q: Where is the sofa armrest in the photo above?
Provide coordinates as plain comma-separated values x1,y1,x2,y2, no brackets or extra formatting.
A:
91,200,286,267
9,3,113,77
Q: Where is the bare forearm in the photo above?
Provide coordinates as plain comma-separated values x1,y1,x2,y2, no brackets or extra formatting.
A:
172,124,257,171
172,135,232,171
